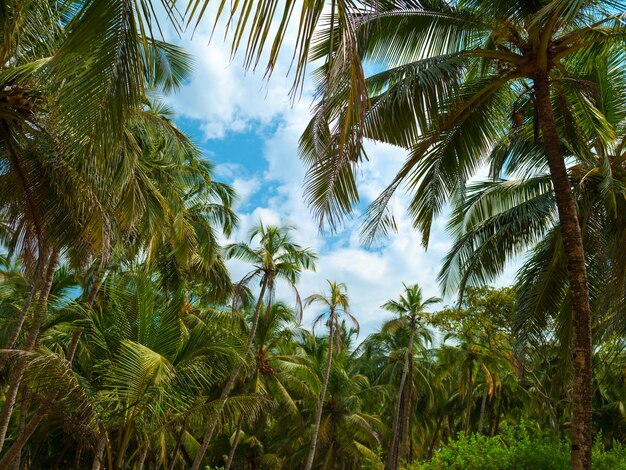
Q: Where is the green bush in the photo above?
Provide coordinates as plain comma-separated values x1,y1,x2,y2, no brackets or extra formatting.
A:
592,439,626,470
405,428,626,470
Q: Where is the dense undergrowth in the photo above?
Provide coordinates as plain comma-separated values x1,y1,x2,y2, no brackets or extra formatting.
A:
405,428,626,470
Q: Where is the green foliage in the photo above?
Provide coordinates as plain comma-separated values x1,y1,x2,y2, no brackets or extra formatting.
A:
361,446,384,470
405,429,626,470
592,439,626,470
406,430,567,470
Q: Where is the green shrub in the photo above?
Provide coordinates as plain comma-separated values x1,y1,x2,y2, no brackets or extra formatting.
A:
405,427,626,470
592,439,626,470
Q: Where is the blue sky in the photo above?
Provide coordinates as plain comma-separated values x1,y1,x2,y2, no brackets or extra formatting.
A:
161,14,518,336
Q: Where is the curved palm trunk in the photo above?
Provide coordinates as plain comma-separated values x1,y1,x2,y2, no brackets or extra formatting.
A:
0,286,37,373
0,248,59,453
224,417,243,470
534,73,593,470
386,320,415,470
304,312,335,470
493,400,502,436
190,278,268,470
1,236,51,370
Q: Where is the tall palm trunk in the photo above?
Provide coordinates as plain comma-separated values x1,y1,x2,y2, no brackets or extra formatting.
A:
10,390,28,470
191,278,268,470
478,385,489,435
0,123,44,363
464,364,474,434
136,444,148,470
386,320,415,470
0,407,44,468
304,312,335,470
400,344,414,463
224,417,244,470
91,436,106,470
534,73,593,470
0,247,59,452
168,415,188,470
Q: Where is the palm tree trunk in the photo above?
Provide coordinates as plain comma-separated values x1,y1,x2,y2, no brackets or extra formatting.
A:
67,263,107,362
224,417,244,470
427,416,443,459
190,278,268,470
304,313,335,470
493,398,502,436
464,365,474,434
168,416,188,470
136,444,148,470
73,448,83,470
10,390,29,470
478,385,489,435
400,348,414,463
4,286,37,351
488,404,494,436
91,435,106,470
385,322,415,470
0,406,43,468
0,254,47,371
448,414,456,441
0,248,59,452
534,73,593,470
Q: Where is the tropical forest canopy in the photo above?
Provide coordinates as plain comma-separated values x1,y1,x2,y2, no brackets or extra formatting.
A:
1,1,626,470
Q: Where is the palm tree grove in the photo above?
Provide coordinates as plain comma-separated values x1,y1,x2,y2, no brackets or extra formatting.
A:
3,1,626,469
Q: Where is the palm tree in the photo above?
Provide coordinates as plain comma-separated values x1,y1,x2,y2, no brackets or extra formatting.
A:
294,4,626,468
358,313,435,465
307,326,384,469
0,271,255,469
63,95,236,360
0,57,226,469
0,2,193,453
303,280,358,470
191,222,316,469
223,302,301,470
437,51,626,456
381,284,438,470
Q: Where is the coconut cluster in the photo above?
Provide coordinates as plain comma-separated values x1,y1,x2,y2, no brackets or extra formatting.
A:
613,162,626,180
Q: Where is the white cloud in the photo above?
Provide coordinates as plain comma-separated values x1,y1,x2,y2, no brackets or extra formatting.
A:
166,37,293,139
160,1,309,141
163,9,519,338
231,176,262,209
